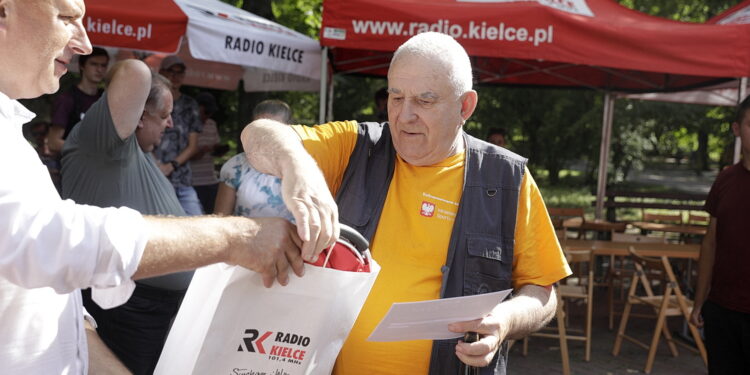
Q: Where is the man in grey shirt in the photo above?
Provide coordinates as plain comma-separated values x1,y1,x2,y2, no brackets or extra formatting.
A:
62,60,189,374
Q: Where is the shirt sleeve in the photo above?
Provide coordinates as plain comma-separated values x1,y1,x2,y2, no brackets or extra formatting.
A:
0,122,147,306
511,168,572,288
292,121,359,195
219,153,246,190
72,93,131,160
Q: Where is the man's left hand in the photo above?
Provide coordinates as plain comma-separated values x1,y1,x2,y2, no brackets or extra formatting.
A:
448,313,509,367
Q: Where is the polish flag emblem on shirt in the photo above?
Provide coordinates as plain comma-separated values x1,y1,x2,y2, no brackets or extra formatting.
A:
420,201,436,217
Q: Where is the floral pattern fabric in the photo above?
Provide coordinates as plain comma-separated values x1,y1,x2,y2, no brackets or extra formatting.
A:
219,153,294,222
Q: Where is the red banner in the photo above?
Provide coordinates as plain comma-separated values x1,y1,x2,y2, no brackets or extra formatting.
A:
84,0,187,53
321,0,750,90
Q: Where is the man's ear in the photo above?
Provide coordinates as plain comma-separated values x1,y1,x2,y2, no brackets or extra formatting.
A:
459,90,478,121
732,122,740,137
0,0,9,34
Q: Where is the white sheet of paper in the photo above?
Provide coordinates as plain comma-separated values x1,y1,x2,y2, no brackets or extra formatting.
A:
367,289,512,342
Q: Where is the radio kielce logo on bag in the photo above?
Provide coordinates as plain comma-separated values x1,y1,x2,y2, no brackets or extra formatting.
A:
238,329,311,364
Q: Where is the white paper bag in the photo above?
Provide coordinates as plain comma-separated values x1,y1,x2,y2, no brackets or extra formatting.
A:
154,256,380,375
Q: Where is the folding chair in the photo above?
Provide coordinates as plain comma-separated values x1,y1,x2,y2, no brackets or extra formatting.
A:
607,233,666,330
523,249,594,374
548,207,585,239
611,247,707,374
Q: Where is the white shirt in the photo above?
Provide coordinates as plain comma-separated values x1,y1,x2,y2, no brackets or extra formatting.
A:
0,91,149,373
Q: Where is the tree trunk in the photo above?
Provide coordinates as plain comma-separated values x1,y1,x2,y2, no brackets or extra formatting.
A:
697,130,709,171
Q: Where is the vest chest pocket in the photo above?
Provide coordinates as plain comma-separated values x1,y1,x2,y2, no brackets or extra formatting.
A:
463,237,513,296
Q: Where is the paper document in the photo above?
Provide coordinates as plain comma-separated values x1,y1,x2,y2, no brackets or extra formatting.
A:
367,289,512,342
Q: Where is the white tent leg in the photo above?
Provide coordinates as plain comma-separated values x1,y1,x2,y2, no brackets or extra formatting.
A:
327,74,334,123
734,77,747,164
318,46,328,124
595,93,615,220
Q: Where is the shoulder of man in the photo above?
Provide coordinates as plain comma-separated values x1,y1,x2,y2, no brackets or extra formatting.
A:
464,132,527,164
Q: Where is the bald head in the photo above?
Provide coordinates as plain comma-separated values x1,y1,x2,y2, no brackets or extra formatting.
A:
390,32,473,97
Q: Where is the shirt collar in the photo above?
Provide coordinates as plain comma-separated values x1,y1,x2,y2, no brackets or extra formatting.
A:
0,90,36,129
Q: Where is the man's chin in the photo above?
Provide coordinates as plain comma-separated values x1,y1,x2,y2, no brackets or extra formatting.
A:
19,82,60,99
42,80,61,96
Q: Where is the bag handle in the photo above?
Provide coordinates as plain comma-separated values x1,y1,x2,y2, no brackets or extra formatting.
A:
339,224,370,254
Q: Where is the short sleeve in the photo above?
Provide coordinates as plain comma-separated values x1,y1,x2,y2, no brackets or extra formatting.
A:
71,93,131,160
292,121,359,195
219,153,247,190
511,168,572,287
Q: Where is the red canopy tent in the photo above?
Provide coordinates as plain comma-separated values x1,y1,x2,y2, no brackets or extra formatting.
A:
320,0,750,91
82,0,322,91
319,0,750,218
624,0,750,106
85,0,187,54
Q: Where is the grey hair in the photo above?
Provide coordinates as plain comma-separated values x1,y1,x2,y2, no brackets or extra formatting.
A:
390,32,473,97
252,99,292,124
145,73,172,113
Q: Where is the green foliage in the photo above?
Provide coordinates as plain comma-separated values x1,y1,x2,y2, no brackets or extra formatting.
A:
271,0,322,38
617,0,735,22
469,86,602,184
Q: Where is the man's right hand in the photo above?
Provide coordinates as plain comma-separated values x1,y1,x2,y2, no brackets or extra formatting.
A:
227,217,304,288
689,305,704,328
280,160,340,263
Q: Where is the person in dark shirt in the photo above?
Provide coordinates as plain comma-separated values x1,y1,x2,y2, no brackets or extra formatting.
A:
48,46,109,153
690,95,750,374
154,55,204,215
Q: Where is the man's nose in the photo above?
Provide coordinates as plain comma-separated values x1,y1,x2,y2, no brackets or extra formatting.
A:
166,116,174,128
70,20,93,56
395,100,417,124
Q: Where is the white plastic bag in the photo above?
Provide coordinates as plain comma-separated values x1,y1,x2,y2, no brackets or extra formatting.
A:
155,251,379,375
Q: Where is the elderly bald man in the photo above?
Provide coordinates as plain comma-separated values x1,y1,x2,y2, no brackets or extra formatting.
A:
241,32,571,374
0,0,314,373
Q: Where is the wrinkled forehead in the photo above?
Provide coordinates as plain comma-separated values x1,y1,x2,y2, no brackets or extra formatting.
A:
388,56,454,97
389,52,450,77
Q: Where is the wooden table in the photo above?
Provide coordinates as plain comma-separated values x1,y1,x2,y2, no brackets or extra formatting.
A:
631,221,707,236
563,239,700,260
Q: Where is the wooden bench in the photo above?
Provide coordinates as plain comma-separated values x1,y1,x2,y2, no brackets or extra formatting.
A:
593,190,707,222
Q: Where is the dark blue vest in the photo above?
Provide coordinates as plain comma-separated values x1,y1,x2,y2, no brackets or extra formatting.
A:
336,122,527,374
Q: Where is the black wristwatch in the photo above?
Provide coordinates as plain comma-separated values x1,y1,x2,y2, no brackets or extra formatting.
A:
169,160,179,169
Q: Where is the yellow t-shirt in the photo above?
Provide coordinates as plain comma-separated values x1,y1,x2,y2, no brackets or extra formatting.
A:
293,122,571,375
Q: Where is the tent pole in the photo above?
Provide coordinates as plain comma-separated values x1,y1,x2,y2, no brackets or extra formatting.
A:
318,47,328,124
327,74,334,122
734,77,747,164
595,93,615,220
